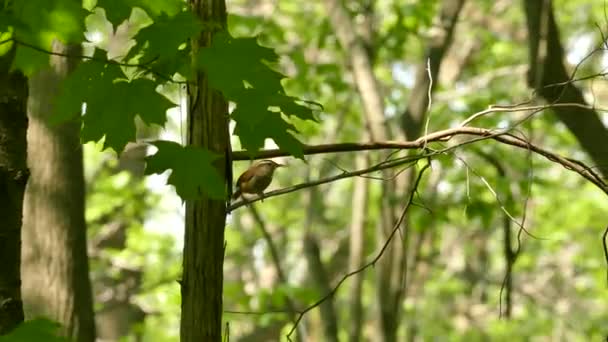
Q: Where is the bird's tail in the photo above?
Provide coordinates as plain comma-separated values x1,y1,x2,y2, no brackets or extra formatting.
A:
232,188,241,200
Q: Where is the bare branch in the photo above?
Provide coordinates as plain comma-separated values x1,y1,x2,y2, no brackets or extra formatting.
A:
459,102,608,127
603,226,608,286
229,126,608,211
229,153,426,211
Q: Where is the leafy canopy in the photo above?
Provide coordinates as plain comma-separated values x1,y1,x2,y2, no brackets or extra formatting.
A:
0,0,319,200
54,55,174,152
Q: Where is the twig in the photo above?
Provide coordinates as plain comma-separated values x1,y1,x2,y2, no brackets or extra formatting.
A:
224,309,296,315
456,155,543,241
422,57,434,149
247,206,302,315
459,102,608,127
603,225,608,286
229,153,427,211
285,161,431,341
11,38,186,84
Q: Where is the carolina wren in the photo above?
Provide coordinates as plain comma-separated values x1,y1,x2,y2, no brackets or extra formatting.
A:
232,160,284,200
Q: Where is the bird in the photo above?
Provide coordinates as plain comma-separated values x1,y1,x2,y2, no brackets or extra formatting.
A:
232,159,284,201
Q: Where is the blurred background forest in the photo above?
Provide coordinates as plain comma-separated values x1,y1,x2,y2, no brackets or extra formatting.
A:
6,0,608,341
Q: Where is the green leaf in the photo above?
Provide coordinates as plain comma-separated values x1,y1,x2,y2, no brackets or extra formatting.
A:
126,10,200,76
0,319,66,342
54,57,174,152
53,55,113,123
232,106,304,158
271,94,317,121
198,31,283,97
145,140,226,200
133,11,200,59
95,0,183,27
84,78,174,152
94,0,133,26
197,31,317,159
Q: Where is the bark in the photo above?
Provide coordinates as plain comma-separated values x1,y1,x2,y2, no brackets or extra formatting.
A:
21,42,96,341
182,1,230,341
0,44,28,335
523,0,608,177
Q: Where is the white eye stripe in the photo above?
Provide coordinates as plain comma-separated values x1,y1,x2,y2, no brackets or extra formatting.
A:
256,160,280,167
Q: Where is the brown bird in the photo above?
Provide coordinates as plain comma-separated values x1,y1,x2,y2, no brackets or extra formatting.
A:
232,160,284,201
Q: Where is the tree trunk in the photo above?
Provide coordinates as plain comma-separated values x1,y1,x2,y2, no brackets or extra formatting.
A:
302,233,339,342
523,0,608,178
0,45,28,336
347,153,369,342
400,0,466,140
21,42,96,341
322,2,399,340
181,1,230,341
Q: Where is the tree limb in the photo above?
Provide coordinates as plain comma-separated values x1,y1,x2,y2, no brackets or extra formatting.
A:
228,126,608,211
523,0,608,177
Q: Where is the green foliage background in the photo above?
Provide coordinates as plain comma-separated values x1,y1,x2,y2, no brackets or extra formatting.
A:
2,0,608,340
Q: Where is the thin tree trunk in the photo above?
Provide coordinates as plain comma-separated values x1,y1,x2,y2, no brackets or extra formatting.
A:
400,0,466,140
347,153,369,342
21,41,96,341
0,45,28,336
395,5,466,338
392,0,465,339
303,233,339,342
248,205,306,341
322,2,399,340
181,1,230,340
301,177,339,342
323,0,386,142
476,151,516,318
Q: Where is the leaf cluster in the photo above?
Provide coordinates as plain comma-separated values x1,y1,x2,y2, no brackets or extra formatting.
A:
0,0,319,200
